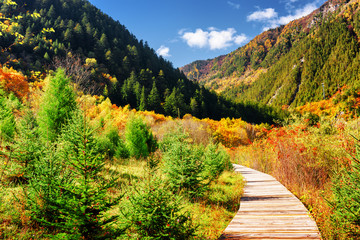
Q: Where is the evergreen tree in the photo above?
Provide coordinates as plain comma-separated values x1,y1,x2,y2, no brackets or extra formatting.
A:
63,28,72,41
190,97,199,118
125,114,157,159
125,176,196,239
121,71,137,107
11,110,43,178
55,111,122,238
164,87,186,118
203,142,232,182
44,52,50,61
98,33,108,49
148,81,162,113
138,86,146,111
26,144,74,234
47,5,55,18
161,127,205,196
0,94,15,141
38,68,77,142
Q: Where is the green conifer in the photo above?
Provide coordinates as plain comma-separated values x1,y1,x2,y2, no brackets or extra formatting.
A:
38,68,77,142
125,114,157,159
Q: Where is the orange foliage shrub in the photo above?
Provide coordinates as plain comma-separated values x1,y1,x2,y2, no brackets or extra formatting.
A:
296,86,360,120
0,66,29,100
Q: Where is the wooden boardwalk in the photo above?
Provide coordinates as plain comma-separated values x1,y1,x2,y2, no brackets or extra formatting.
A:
220,164,321,240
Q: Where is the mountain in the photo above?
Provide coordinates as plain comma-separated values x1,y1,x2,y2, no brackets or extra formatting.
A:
0,0,285,123
181,0,360,108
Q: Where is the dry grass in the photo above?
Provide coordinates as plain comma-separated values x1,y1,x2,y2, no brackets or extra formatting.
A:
185,171,244,239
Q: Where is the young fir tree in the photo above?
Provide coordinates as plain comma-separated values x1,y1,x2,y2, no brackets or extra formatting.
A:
148,81,162,113
11,110,44,179
26,144,74,232
52,110,123,239
161,127,205,196
203,142,232,183
138,86,146,111
37,68,77,142
125,176,196,239
26,111,123,238
0,92,16,142
125,114,157,159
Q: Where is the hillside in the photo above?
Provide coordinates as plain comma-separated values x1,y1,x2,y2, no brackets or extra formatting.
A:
0,0,285,123
181,0,360,108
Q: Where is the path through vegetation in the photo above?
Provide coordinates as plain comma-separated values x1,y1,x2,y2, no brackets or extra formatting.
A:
220,164,321,239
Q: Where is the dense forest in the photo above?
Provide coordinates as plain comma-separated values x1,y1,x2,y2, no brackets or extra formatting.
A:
0,0,285,123
181,0,360,111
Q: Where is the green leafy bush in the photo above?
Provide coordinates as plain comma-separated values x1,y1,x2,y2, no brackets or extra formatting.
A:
203,143,232,182
161,127,206,196
125,114,157,159
96,128,129,159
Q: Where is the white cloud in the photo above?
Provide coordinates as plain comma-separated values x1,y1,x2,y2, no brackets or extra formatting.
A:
228,1,240,10
248,2,319,31
180,28,248,50
247,8,278,21
156,45,171,57
182,29,209,48
178,28,188,35
234,34,248,45
282,0,299,10
278,3,317,25
209,28,236,50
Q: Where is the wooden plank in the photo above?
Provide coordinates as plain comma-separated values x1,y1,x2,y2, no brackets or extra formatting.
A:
219,165,322,240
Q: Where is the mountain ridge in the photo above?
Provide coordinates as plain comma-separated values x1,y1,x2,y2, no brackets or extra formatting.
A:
180,0,358,108
0,0,286,123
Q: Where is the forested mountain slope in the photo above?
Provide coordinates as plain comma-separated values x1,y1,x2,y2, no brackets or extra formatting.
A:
181,0,360,108
0,0,285,123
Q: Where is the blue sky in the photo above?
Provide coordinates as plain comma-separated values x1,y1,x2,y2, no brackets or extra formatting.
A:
88,0,325,68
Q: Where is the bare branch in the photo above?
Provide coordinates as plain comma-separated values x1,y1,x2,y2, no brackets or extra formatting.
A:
52,53,99,95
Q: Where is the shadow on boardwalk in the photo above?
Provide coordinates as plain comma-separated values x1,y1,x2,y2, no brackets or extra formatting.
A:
219,164,322,240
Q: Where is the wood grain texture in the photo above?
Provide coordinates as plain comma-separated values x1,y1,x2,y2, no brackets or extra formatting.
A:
219,165,321,240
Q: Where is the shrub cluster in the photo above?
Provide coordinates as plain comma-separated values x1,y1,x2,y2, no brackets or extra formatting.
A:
161,126,232,197
0,67,235,239
1,69,124,239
